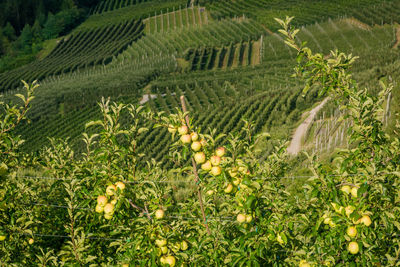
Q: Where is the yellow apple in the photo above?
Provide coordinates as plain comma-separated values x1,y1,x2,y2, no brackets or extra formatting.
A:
0,235,6,241
160,246,168,254
210,166,222,176
106,185,117,196
345,205,355,217
323,217,332,225
232,178,241,186
201,160,212,171
180,134,191,144
191,141,202,151
28,238,34,245
215,147,225,157
360,215,372,226
155,239,167,247
160,256,167,264
164,255,176,266
95,204,104,213
104,213,113,220
224,183,233,193
348,241,359,254
103,203,115,214
181,240,188,251
341,185,351,194
299,260,311,267
228,167,238,178
97,195,107,206
237,214,246,223
155,209,165,219
246,214,253,223
178,125,188,135
347,226,357,238
115,181,125,191
210,155,221,166
110,198,117,205
190,132,199,141
194,152,206,164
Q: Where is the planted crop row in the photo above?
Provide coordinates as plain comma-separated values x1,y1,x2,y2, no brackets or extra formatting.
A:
184,38,260,71
143,6,209,34
204,0,400,31
0,20,145,93
91,0,190,15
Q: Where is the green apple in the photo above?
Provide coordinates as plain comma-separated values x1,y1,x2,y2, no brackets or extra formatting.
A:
160,246,168,254
224,183,233,193
191,141,202,151
155,209,165,219
180,134,191,144
164,255,176,266
215,147,225,157
106,185,116,196
210,166,222,176
348,241,359,254
97,195,107,207
181,240,188,251
210,155,221,166
0,235,5,241
194,152,206,164
347,226,357,238
190,132,199,141
201,160,212,171
178,125,188,135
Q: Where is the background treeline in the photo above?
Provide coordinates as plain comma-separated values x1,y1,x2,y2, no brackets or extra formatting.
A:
0,0,100,72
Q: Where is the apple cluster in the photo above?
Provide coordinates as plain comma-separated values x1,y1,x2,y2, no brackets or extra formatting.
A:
95,181,125,220
155,238,189,266
320,185,372,255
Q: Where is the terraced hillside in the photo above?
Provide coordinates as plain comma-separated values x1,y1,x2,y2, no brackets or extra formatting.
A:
0,0,397,167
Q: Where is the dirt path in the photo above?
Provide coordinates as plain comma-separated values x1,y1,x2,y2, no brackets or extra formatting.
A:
287,98,329,155
393,24,400,49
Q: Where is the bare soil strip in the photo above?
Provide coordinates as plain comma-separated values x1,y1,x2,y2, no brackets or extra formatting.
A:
287,98,330,155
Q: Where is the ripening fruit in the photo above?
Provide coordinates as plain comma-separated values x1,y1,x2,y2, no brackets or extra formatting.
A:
237,214,246,223
328,221,336,228
323,217,332,225
160,246,168,254
104,213,113,220
167,125,177,134
201,161,212,171
224,183,233,193
191,132,199,141
95,204,104,213
97,195,107,206
103,203,115,214
341,185,351,194
238,166,247,174
351,187,358,198
360,215,372,226
194,152,206,164
0,235,6,241
180,134,192,144
155,239,167,247
160,256,167,264
348,241,359,254
215,147,225,157
299,260,311,267
210,166,222,176
228,167,238,178
210,155,221,166
347,226,357,238
122,264,129,267
155,209,165,219
181,240,188,251
110,198,117,205
106,185,117,196
178,125,188,135
191,141,202,151
206,190,214,196
28,238,34,245
246,214,253,223
164,255,176,266
232,178,241,186
115,181,125,191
